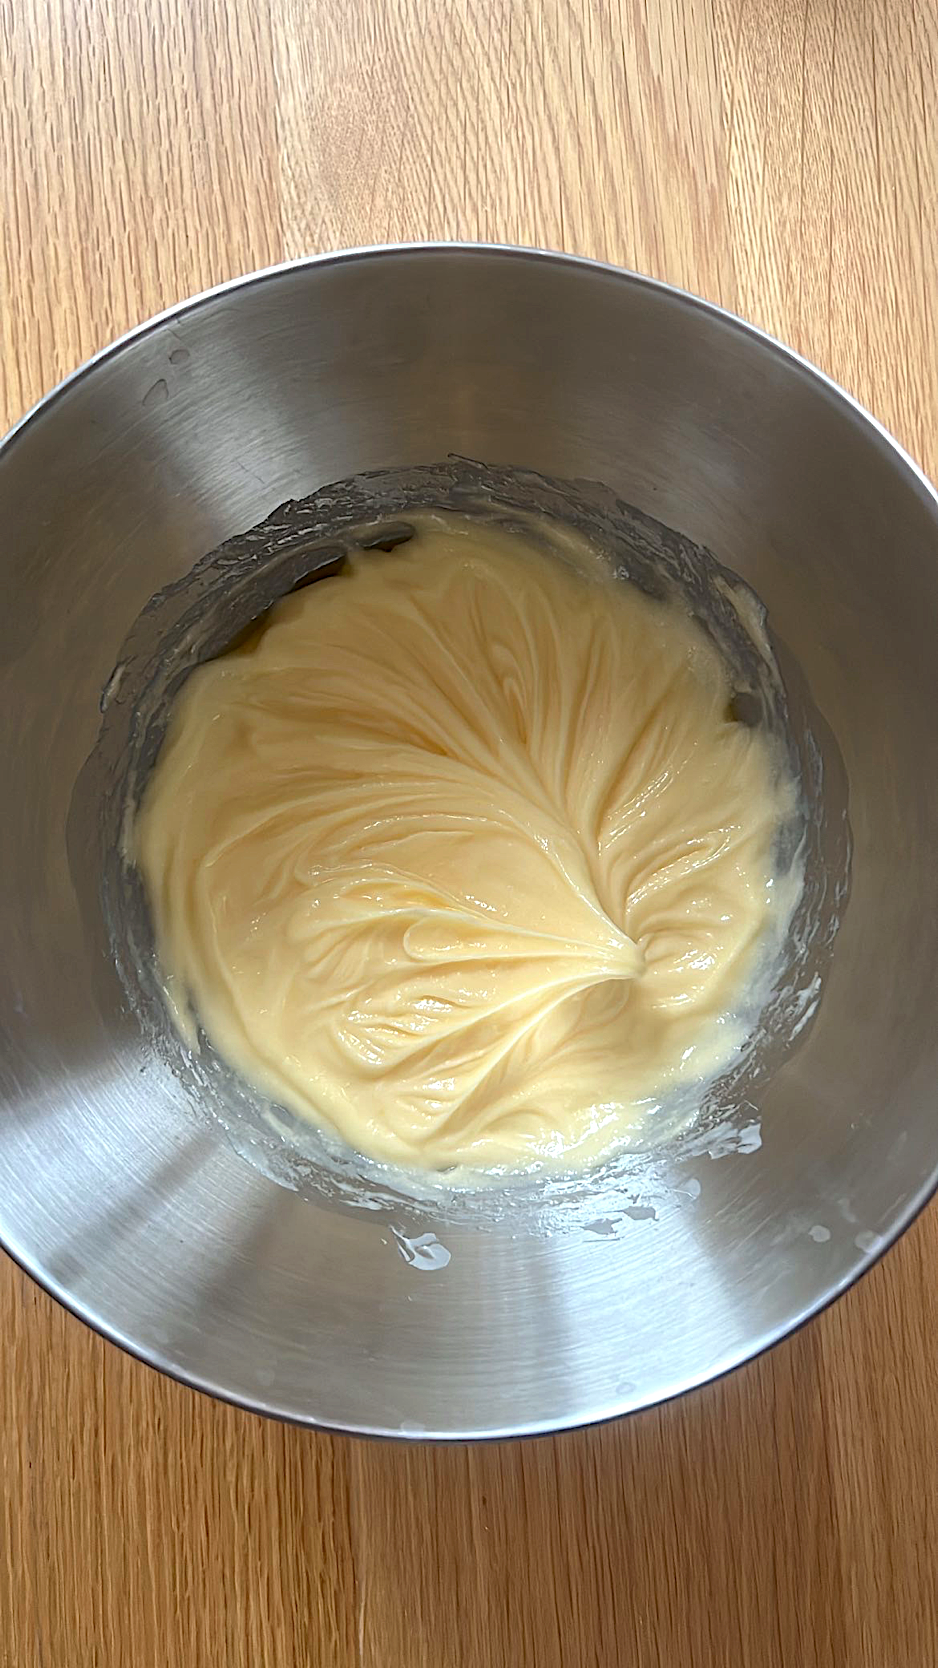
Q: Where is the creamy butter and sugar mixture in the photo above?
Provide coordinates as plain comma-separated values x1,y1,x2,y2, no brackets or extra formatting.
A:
135,511,792,1172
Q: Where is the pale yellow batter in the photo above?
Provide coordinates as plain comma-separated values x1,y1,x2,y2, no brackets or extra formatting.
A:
135,511,791,1172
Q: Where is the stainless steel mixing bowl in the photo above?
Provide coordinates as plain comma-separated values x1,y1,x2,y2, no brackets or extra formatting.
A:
3,245,938,1438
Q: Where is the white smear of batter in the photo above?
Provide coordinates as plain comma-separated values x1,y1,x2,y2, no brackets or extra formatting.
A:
390,1227,452,1271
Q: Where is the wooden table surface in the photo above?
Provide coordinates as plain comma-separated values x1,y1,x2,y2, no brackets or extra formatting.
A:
2,1,938,1662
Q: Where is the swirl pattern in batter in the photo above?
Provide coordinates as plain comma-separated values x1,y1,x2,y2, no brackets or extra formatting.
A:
135,511,791,1171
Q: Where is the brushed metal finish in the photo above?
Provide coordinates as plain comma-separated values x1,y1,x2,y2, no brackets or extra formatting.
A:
2,246,937,1438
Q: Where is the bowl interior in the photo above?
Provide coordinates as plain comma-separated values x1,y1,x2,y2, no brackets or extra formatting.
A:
2,247,937,1436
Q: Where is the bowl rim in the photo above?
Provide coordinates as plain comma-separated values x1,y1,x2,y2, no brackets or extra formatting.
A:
4,241,938,1438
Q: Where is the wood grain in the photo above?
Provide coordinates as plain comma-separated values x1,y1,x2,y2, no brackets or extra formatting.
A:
2,0,938,1662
